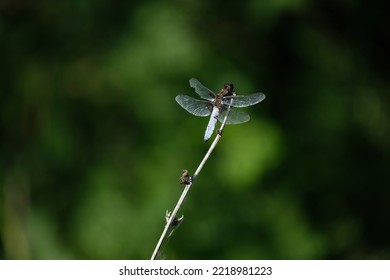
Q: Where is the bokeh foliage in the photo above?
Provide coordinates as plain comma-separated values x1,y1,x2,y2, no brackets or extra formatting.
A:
1,0,389,259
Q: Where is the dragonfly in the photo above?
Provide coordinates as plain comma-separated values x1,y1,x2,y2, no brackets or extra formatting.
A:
175,78,266,142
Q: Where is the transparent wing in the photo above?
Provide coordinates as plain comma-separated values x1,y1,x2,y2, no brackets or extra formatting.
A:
218,109,250,124
189,78,216,101
175,95,212,116
223,92,265,108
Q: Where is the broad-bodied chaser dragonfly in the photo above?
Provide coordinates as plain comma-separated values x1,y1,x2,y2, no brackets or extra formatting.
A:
175,78,266,142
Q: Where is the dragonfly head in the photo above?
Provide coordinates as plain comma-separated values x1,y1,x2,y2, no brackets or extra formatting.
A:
223,83,234,95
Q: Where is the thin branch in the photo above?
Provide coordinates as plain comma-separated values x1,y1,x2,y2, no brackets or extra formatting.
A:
150,97,234,260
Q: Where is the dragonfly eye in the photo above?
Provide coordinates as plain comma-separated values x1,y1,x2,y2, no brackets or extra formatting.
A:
224,83,234,94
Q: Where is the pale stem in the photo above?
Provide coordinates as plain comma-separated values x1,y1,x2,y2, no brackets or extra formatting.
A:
150,98,234,260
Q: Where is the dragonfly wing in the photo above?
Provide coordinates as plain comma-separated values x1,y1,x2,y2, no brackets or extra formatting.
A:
218,109,250,124
189,78,215,101
175,95,212,116
223,92,266,108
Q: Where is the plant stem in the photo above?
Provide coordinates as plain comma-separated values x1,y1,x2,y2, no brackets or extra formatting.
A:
150,99,233,260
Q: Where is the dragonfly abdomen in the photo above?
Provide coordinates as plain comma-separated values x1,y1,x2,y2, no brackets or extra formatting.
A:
204,106,220,142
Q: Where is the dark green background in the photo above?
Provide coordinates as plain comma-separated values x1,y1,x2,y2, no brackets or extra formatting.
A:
1,0,389,259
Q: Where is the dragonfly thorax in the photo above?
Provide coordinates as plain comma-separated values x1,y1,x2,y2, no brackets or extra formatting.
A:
215,83,235,108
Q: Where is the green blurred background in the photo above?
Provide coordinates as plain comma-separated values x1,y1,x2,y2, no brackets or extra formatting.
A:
1,0,389,259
